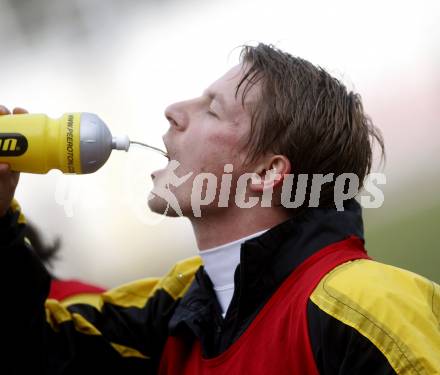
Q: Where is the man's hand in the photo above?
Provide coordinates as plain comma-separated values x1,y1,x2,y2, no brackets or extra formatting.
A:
0,105,28,217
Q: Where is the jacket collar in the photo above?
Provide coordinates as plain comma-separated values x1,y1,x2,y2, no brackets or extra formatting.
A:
169,199,364,337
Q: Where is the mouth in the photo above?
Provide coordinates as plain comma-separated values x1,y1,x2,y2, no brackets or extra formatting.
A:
151,143,172,180
164,147,170,161
161,144,170,160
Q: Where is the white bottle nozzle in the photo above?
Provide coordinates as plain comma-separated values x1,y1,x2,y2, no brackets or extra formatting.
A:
129,140,169,158
112,135,130,151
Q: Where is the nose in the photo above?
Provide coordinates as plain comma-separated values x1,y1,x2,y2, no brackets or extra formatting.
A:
164,101,188,132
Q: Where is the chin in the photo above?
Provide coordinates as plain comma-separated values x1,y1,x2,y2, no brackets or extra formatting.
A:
147,192,181,217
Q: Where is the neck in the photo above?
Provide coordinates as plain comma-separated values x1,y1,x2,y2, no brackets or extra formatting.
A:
190,205,291,250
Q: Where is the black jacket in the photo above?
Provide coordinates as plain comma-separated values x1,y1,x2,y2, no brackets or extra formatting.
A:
167,199,396,374
2,199,438,374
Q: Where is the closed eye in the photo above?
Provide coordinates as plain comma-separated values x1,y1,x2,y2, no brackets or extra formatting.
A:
207,109,219,118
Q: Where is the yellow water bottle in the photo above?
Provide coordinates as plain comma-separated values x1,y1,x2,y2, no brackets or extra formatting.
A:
0,112,130,174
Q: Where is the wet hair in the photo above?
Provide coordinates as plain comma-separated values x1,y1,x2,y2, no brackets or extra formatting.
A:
236,43,385,208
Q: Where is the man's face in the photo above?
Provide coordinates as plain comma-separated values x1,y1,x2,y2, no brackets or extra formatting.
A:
148,63,261,217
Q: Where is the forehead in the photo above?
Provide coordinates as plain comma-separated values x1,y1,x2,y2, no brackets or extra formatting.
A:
206,63,260,116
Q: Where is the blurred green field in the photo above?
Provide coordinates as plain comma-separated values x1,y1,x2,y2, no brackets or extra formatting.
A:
364,198,440,283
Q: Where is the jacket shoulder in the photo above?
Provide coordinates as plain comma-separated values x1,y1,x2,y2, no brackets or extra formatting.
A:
44,256,203,364
310,259,440,374
100,255,203,308
154,255,202,300
48,256,203,323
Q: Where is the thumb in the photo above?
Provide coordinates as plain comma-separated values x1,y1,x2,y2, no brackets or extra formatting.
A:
0,105,11,115
12,107,28,114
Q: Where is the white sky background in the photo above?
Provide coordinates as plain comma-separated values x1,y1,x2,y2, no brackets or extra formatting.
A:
1,0,439,287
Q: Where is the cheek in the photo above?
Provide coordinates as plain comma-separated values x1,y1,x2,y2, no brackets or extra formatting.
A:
181,122,249,173
200,133,243,173
206,129,246,157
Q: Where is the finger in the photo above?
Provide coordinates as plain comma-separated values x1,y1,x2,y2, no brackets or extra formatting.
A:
10,170,20,185
0,163,10,173
12,107,28,114
0,105,11,115
10,172,20,186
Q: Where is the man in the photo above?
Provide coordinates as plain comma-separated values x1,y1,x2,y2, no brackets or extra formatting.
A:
1,44,439,374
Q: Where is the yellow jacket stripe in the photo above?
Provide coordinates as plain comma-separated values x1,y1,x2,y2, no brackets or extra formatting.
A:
310,259,440,374
44,256,202,359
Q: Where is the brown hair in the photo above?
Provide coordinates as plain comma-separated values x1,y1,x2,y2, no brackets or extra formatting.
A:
25,221,60,270
236,43,385,208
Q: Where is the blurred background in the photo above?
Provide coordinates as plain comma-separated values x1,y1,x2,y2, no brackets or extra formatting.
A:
1,0,439,287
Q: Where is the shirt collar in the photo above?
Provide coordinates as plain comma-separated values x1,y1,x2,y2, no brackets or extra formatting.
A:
198,229,269,289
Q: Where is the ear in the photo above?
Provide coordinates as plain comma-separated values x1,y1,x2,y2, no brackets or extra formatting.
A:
249,155,291,193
